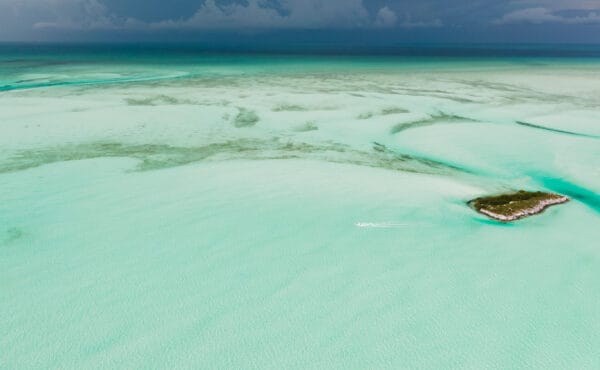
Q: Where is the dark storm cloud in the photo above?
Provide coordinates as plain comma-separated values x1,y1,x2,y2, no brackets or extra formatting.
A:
0,0,599,42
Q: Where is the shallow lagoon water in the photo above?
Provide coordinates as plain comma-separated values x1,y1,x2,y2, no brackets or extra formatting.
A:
1,47,600,368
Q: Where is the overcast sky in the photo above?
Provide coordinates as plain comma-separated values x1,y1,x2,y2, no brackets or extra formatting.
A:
1,0,600,43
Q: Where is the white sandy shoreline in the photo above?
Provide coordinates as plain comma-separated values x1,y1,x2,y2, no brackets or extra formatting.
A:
477,196,570,222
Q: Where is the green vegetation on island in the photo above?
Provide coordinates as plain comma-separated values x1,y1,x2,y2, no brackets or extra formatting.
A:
469,190,569,222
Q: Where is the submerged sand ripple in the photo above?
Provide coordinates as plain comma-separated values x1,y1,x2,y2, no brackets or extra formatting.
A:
1,139,471,176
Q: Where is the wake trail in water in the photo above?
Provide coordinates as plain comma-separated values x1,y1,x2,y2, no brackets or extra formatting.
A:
354,222,414,228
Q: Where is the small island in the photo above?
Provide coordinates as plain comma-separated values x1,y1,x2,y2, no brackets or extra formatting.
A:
469,190,569,222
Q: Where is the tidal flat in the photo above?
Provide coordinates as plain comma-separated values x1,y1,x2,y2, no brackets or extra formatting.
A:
1,49,600,369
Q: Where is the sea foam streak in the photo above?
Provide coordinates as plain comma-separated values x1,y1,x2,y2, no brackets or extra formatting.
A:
354,222,412,228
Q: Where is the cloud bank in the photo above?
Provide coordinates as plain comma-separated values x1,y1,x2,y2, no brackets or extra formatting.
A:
153,0,375,29
0,0,404,31
1,0,599,42
496,0,600,24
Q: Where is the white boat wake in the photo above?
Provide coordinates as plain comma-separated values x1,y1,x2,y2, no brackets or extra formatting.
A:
354,222,412,228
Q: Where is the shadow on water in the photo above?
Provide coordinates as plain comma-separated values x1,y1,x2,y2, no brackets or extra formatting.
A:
472,217,518,227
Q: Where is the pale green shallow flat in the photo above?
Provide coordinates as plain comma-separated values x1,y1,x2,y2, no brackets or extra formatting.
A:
1,53,599,369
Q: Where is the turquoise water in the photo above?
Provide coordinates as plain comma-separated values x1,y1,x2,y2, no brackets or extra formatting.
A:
1,46,600,369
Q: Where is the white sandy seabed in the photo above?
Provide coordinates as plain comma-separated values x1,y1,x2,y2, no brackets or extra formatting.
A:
1,60,600,369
